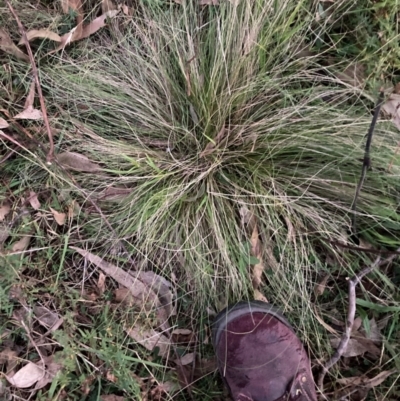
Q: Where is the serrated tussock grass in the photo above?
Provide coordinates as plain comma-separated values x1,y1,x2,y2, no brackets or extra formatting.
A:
3,1,400,395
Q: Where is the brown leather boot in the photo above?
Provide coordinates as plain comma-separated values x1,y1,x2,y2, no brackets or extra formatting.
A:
212,301,318,401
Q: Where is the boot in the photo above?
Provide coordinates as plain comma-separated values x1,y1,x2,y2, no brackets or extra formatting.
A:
212,301,318,401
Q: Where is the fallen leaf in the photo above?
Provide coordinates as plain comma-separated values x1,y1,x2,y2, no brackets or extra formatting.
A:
122,4,133,16
352,316,363,333
0,29,29,62
178,352,195,366
97,272,106,295
250,221,264,289
50,207,66,226
19,30,61,45
7,361,44,388
61,0,82,13
150,381,177,399
254,289,268,302
11,235,31,252
132,270,173,330
102,0,117,13
171,329,192,336
80,10,120,39
335,62,365,88
34,306,62,330
314,274,329,296
125,326,170,358
55,10,119,52
337,369,397,389
381,93,400,131
0,203,11,222
0,348,18,375
330,337,376,357
14,82,43,121
98,186,132,201
57,152,101,172
0,117,9,129
70,246,172,329
34,353,63,390
28,191,41,210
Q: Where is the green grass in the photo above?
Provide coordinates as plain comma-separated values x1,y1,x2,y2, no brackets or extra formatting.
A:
1,0,400,400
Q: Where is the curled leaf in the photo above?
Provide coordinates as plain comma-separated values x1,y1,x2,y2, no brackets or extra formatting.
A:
19,30,61,45
0,29,29,62
14,82,43,121
28,191,41,210
50,207,66,226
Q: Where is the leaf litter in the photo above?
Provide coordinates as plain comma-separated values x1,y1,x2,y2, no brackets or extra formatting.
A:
71,247,174,357
0,28,29,62
57,151,101,172
14,82,43,121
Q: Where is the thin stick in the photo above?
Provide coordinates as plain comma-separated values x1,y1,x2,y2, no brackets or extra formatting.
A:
318,248,400,393
6,1,55,164
350,90,384,237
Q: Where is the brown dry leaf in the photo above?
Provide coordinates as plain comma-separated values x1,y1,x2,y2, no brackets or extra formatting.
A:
57,152,101,172
71,247,170,327
337,369,397,389
97,272,106,295
80,10,120,39
50,207,66,226
34,306,63,331
102,0,118,13
99,186,132,202
0,28,29,62
179,352,195,366
0,117,9,129
28,191,41,210
7,361,44,388
381,93,400,131
0,348,18,375
61,0,82,13
250,221,264,289
34,354,63,390
336,62,365,88
56,10,119,52
254,289,268,302
14,82,43,121
200,126,227,158
19,30,61,45
11,235,31,252
171,328,192,336
330,337,376,357
122,4,132,16
125,326,170,358
0,203,11,222
100,396,125,401
314,274,329,297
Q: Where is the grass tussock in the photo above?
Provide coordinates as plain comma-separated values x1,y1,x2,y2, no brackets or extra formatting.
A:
1,0,400,400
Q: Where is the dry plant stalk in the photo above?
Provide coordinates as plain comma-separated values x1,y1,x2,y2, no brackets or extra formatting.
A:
6,1,55,164
318,249,400,393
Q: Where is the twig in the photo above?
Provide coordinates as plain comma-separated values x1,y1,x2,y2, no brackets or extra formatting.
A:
318,248,400,394
350,90,384,237
329,240,400,256
0,130,32,153
6,1,55,164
